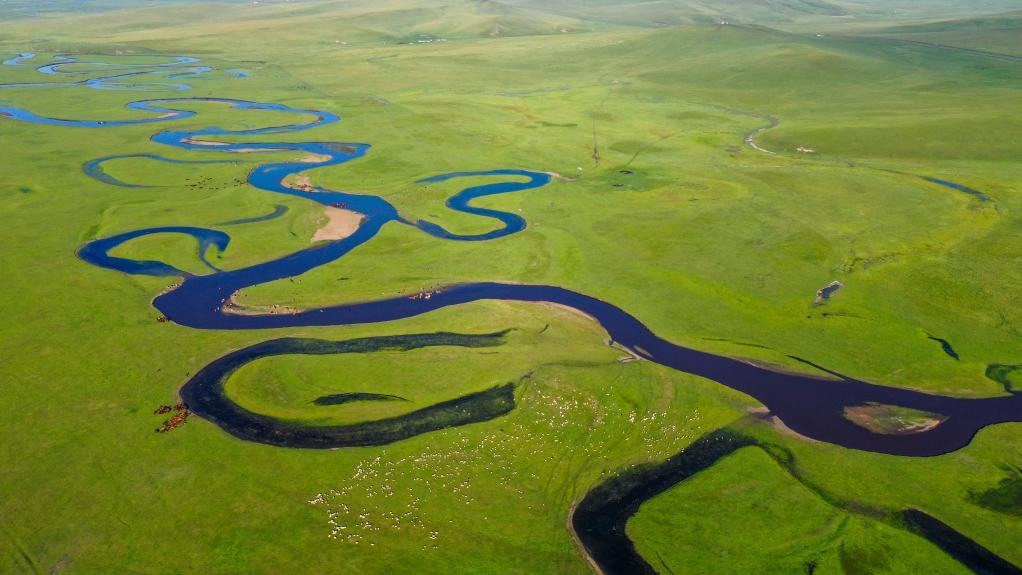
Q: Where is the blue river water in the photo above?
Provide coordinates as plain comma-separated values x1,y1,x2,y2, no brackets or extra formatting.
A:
2,54,208,92
2,53,1020,458
83,153,243,188
923,176,992,202
217,204,289,226
78,226,229,276
2,53,35,66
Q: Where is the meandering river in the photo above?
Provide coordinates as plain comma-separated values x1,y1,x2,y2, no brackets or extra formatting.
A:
3,53,1021,574
4,53,1020,455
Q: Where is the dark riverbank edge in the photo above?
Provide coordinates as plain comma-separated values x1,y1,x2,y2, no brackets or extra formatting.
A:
179,331,517,448
571,426,1022,575
313,392,408,406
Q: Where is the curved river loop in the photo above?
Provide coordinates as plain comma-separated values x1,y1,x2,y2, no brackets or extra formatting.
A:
2,53,1020,574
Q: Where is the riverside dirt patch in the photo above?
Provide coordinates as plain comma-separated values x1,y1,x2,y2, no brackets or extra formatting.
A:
843,403,948,435
311,206,364,242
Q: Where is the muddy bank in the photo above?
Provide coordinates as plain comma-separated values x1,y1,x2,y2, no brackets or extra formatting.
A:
311,206,364,242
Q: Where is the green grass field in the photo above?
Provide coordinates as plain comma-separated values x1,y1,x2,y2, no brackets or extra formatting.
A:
1,1,1021,573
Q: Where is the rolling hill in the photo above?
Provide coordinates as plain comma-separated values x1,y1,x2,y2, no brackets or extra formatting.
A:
861,9,1022,56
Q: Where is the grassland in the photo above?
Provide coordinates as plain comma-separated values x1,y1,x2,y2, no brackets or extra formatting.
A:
1,1,1021,573
629,446,973,575
858,10,1022,56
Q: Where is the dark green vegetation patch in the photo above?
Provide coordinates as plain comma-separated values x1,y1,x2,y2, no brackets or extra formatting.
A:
987,364,1022,394
969,466,1022,517
312,392,408,406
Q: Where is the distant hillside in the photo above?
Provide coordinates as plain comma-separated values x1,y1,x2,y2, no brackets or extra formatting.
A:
0,0,267,19
0,0,587,41
3,0,596,49
861,10,1022,56
408,0,593,39
3,0,1022,51
880,9,1022,33
6,0,1022,32
501,0,848,27
500,0,1022,31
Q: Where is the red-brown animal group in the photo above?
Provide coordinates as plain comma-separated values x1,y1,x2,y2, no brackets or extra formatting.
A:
154,403,191,433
